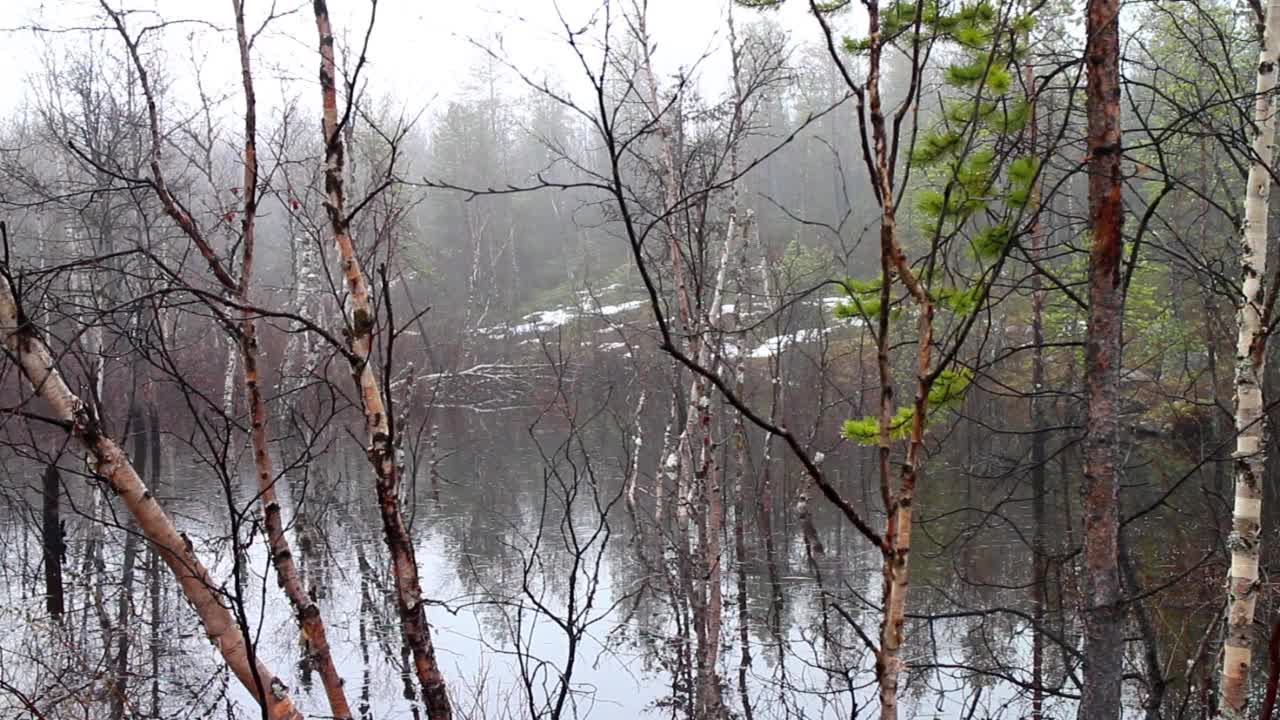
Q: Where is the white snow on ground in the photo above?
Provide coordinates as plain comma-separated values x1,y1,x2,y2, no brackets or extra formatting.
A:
577,283,622,299
478,297,647,338
479,292,839,362
749,328,831,358
596,300,645,316
509,308,576,335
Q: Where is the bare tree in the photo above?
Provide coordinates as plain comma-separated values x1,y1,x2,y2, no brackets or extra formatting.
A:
93,2,357,716
312,1,453,717
0,223,305,719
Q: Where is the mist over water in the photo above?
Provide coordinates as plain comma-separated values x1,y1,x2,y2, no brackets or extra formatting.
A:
0,0,1258,718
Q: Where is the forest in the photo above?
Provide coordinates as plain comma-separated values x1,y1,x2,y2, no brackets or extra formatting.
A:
0,0,1272,718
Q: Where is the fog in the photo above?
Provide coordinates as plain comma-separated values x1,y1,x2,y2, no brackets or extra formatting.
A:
0,1,1262,719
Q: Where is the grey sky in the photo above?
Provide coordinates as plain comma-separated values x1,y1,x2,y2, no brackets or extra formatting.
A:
1,0,844,129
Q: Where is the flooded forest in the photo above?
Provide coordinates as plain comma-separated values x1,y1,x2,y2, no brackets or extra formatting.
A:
0,0,1274,718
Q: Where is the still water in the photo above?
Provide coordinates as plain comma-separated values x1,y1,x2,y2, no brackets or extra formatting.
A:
0,388,1214,719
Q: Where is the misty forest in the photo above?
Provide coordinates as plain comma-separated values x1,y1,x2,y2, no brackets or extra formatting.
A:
2,0,1279,718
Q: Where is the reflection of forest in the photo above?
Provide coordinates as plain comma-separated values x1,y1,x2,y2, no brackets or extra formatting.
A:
323,363,1231,717
0,0,1271,716
0,337,1240,719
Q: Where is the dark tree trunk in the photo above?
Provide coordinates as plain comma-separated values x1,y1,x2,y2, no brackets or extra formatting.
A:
110,400,149,719
1081,0,1126,718
42,463,65,618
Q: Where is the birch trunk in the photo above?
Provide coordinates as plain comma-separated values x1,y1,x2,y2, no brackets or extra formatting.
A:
0,270,303,720
221,334,238,417
1221,0,1280,714
104,0,358,711
635,13,721,713
864,3,931,712
281,236,322,396
230,5,355,713
692,212,738,720
313,3,452,717
109,395,148,720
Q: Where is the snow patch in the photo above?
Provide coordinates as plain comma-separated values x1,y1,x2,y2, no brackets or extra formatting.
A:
748,328,831,358
596,300,644,316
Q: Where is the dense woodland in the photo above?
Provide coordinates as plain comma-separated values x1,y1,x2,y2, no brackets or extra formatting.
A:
0,0,1277,718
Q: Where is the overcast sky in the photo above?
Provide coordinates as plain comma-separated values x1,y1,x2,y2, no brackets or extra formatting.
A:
0,0,843,128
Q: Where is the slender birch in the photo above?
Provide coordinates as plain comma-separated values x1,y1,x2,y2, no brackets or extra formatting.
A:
312,2,453,717
1221,0,1280,714
99,2,357,715
0,250,304,720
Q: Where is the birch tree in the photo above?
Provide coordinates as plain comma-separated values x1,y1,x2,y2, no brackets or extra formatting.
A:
96,2,357,716
312,2,453,717
1220,0,1280,714
0,226,305,720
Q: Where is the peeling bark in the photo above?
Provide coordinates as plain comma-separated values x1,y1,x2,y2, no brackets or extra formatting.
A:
1221,0,1280,715
0,267,303,720
313,2,452,717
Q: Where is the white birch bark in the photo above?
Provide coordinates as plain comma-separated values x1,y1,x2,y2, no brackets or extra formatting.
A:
1221,0,1280,713
0,270,304,720
281,236,323,394
221,332,238,417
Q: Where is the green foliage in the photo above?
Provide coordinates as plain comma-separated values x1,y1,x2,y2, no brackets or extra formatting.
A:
909,0,1038,246
946,99,995,125
841,368,973,445
954,25,992,50
957,148,995,188
945,58,988,86
1007,156,1038,185
841,416,884,444
990,100,1030,133
1005,155,1039,208
936,285,983,314
834,276,886,321
843,277,881,294
843,36,871,53
946,58,1010,93
929,367,973,406
833,296,883,321
971,223,1010,259
1125,258,1195,367
842,406,915,443
913,131,963,165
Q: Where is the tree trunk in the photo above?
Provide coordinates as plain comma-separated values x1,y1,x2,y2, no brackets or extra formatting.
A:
108,397,149,720
0,263,303,720
855,3,938,716
312,3,452,717
1221,0,1280,714
1080,0,1126,717
110,1,359,712
1026,60,1047,720
42,463,65,618
147,393,163,720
